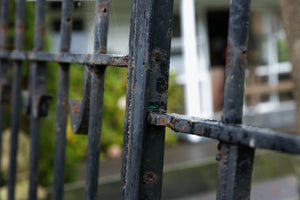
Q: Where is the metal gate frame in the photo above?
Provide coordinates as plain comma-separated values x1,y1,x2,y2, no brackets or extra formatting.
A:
0,0,300,200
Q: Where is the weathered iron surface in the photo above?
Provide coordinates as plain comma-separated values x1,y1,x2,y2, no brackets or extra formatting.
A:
52,2,74,200
28,1,51,200
218,0,253,199
120,0,174,199
69,67,91,134
32,94,52,117
8,0,26,199
0,0,8,51
0,0,10,104
29,52,128,66
148,112,300,154
0,51,128,67
84,0,109,199
0,0,9,194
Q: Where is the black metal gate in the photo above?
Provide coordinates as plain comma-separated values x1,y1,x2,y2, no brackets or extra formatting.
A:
0,0,299,199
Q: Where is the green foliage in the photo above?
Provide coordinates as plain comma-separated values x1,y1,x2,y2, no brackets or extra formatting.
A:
39,66,184,185
101,67,127,154
165,73,184,145
39,66,127,185
277,39,289,62
167,73,185,114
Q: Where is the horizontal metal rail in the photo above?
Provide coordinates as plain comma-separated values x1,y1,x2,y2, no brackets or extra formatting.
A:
148,112,300,155
0,51,128,67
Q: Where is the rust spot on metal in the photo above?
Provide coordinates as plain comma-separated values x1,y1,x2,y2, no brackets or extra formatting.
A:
196,130,202,136
99,1,109,16
133,2,136,10
0,24,8,50
1,23,8,38
99,49,106,54
55,54,60,62
39,25,45,38
157,115,160,123
123,55,129,65
143,172,158,184
181,125,187,132
123,179,127,187
34,96,41,109
71,103,81,114
153,49,165,63
17,22,24,33
154,54,161,62
161,117,165,125
62,99,68,107
169,117,176,131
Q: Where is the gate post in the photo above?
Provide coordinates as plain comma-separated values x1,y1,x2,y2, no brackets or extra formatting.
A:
217,0,254,199
121,0,174,199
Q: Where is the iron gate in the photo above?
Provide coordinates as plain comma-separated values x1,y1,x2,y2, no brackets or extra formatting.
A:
0,0,300,199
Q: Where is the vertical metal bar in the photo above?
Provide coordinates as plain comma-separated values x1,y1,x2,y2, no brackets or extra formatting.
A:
28,97,41,200
216,0,253,200
53,1,73,200
0,0,9,51
120,0,174,199
28,1,47,200
84,0,108,199
8,0,26,199
0,0,10,194
8,62,22,200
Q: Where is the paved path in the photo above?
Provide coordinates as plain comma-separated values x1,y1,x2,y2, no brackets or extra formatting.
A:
175,175,298,200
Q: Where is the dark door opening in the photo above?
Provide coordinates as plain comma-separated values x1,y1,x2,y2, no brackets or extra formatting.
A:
207,10,229,67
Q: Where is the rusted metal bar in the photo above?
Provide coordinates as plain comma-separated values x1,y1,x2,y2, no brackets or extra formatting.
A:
29,52,128,66
0,51,128,67
0,0,9,197
69,67,91,134
28,1,51,200
148,112,300,154
217,0,253,199
52,1,73,200
120,0,174,199
84,0,109,199
0,106,3,196
8,0,26,199
0,0,9,52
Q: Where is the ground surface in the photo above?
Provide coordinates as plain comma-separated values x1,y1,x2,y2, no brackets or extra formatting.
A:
175,175,298,200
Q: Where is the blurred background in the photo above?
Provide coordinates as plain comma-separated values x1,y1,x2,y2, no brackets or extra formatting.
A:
1,0,300,199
